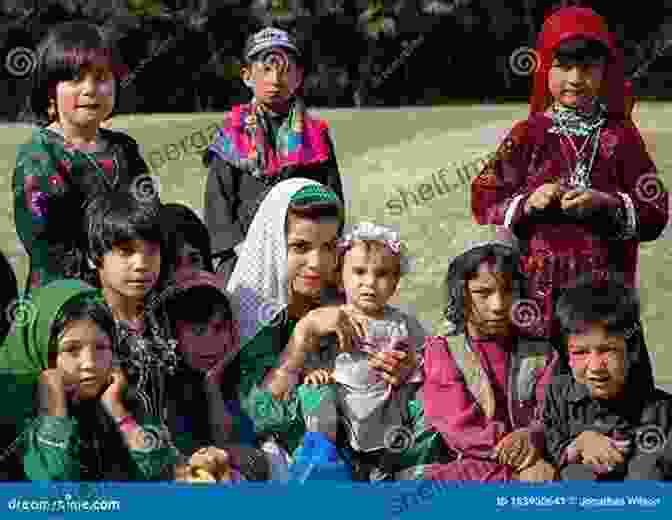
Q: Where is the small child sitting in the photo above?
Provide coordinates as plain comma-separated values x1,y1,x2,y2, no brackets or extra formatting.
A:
301,222,434,479
544,276,672,480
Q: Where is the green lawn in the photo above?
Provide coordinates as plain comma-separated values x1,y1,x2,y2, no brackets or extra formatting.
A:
1,104,670,383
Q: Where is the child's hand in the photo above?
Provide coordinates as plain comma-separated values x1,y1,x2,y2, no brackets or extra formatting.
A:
560,189,620,217
179,447,233,483
368,350,416,387
100,368,129,417
38,368,70,416
575,430,625,468
298,305,367,354
304,369,334,386
524,183,564,215
495,429,539,470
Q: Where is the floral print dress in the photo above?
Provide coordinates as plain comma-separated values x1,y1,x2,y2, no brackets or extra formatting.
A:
13,126,149,292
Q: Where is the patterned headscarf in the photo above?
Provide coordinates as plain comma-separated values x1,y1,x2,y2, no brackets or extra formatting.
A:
530,7,627,120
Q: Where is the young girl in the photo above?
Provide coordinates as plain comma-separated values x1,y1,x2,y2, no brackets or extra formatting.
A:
471,7,669,338
14,21,150,293
299,222,442,480
0,280,176,481
397,241,558,483
204,27,344,284
226,178,423,481
161,203,214,276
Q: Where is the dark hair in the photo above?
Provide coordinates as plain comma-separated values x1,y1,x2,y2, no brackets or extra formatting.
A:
443,243,524,335
25,21,127,126
84,192,174,286
285,192,345,234
164,286,233,335
553,37,610,67
161,204,213,273
555,274,640,339
49,294,117,358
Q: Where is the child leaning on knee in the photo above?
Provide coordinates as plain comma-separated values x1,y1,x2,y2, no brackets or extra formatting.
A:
300,222,428,478
543,275,672,481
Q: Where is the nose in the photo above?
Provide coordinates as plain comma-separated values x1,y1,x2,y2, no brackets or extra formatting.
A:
587,351,609,371
80,74,97,95
79,346,97,370
131,252,149,272
490,291,508,313
566,66,584,85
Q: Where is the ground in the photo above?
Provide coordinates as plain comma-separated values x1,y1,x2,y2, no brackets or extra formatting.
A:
1,104,670,385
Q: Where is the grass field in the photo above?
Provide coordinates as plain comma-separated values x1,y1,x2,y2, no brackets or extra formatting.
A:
0,104,670,384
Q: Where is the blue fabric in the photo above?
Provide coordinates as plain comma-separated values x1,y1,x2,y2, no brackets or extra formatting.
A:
289,432,352,482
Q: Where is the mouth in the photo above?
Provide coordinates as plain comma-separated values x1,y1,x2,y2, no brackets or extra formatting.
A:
77,104,101,110
79,376,98,385
300,275,321,285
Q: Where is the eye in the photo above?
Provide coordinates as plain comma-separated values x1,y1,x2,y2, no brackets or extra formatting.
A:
289,242,308,253
192,324,208,336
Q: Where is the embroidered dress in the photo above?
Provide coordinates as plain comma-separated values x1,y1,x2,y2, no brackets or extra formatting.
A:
471,8,669,338
13,127,150,292
203,100,343,279
0,280,176,481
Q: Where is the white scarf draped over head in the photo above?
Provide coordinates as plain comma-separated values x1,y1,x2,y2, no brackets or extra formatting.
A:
227,177,325,348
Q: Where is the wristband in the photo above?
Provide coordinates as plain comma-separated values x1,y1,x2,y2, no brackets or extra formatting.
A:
116,414,138,434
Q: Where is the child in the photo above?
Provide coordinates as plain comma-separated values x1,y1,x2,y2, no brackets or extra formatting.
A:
13,21,150,293
204,27,344,284
160,269,273,481
544,276,672,481
398,241,558,482
0,280,176,481
84,192,177,429
471,7,669,338
300,222,435,480
161,203,214,276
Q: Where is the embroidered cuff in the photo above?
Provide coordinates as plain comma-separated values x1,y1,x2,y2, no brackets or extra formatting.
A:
616,192,638,239
35,416,77,449
504,194,527,230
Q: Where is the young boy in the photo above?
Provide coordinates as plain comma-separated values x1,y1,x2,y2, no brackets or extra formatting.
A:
84,192,178,427
203,27,344,284
471,7,669,338
544,276,672,480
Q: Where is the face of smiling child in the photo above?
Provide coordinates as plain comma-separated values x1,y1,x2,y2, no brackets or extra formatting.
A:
53,61,115,132
242,48,303,110
547,57,605,109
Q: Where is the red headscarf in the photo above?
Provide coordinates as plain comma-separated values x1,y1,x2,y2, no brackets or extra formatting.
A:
530,7,629,120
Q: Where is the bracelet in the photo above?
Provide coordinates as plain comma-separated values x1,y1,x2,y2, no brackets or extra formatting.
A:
116,414,138,434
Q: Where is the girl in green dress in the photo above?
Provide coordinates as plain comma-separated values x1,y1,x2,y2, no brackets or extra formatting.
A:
14,21,150,292
0,280,177,481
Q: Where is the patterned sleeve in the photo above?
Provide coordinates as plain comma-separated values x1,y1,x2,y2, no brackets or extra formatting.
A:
12,142,71,288
403,312,428,383
23,416,81,481
471,121,535,237
611,123,669,242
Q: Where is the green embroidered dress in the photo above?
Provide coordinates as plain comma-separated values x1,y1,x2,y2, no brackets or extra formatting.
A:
12,127,149,292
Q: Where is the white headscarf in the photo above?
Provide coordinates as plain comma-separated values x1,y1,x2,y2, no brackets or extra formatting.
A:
227,178,323,348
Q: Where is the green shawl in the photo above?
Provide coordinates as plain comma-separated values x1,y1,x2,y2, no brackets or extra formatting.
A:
0,279,100,473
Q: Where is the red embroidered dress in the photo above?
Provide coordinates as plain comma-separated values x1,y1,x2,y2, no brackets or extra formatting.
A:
471,8,669,337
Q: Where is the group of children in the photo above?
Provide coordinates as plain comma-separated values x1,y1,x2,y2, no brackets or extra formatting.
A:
0,6,671,485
